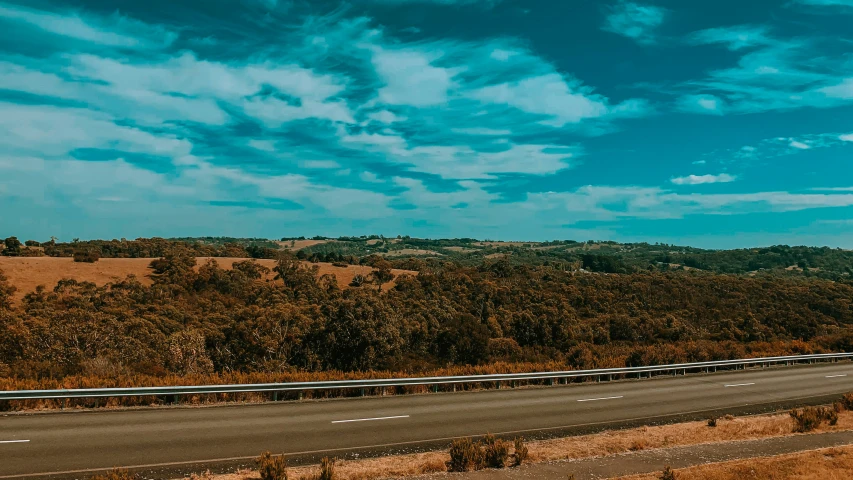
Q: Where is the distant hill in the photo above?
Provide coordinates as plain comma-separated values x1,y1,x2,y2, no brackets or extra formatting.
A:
2,235,852,280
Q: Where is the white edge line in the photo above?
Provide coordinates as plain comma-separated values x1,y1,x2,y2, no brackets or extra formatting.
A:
724,383,756,387
0,440,30,444
332,415,410,424
2,391,843,479
826,374,848,378
577,396,624,402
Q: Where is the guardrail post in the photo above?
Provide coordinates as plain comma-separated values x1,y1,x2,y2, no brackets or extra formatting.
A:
360,388,365,397
272,392,278,402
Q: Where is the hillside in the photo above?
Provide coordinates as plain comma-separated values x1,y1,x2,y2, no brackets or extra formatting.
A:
0,256,412,302
4,235,851,280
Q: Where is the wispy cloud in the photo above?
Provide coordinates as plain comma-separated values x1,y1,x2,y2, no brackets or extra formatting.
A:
602,1,667,45
687,25,773,51
0,2,176,49
678,25,853,115
671,173,737,185
792,0,853,9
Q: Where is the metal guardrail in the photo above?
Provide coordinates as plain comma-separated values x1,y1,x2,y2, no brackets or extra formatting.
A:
1,353,850,401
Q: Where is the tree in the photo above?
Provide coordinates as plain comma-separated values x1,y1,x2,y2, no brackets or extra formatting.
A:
2,237,22,256
0,268,15,310
436,314,490,365
371,259,395,292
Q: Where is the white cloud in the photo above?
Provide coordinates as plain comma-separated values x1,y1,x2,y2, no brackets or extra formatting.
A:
526,185,853,222
367,110,406,124
602,2,667,45
688,25,773,51
299,160,341,169
0,62,229,126
0,102,193,159
671,173,737,185
470,73,639,126
371,48,457,107
793,0,853,7
677,94,726,115
244,97,355,127
841,133,853,142
0,3,177,49
490,49,516,61
789,140,811,149
360,171,383,183
391,143,577,179
451,127,511,136
248,140,276,152
820,78,853,99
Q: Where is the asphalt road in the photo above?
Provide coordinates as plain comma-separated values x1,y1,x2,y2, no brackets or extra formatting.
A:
2,362,852,479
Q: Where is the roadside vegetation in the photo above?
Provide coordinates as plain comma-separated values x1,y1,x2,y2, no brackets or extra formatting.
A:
1,235,853,409
619,445,853,480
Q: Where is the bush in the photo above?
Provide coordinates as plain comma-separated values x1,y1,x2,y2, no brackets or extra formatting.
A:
707,417,717,427
317,457,335,480
513,437,529,466
482,434,510,468
349,274,367,287
447,437,485,472
91,469,134,480
790,406,837,432
841,392,853,410
73,250,100,263
660,466,677,480
331,262,348,268
257,452,287,480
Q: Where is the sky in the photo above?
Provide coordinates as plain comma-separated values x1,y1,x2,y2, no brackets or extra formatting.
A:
1,0,853,248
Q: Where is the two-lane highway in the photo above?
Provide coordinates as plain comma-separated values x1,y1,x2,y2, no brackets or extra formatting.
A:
1,363,852,478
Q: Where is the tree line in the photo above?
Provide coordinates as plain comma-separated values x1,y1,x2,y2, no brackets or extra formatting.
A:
1,252,851,388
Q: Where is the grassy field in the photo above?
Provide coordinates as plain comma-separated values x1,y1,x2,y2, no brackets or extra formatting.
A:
0,256,414,302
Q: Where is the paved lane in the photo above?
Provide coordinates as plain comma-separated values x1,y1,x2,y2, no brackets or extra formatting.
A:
1,363,851,478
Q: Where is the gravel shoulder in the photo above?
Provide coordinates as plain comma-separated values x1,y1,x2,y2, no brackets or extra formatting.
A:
440,430,853,479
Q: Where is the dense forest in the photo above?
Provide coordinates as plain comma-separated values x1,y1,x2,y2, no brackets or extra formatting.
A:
2,235,853,407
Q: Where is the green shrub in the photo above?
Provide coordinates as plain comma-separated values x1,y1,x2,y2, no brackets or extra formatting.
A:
660,465,677,480
482,434,510,469
706,417,717,427
513,437,529,466
73,250,100,263
317,457,335,480
256,451,287,480
90,469,134,480
447,437,485,472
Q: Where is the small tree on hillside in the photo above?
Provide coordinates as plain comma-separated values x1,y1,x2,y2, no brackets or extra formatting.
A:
2,237,22,256
369,259,395,292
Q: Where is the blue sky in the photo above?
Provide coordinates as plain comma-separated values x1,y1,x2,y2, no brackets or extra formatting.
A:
1,0,853,248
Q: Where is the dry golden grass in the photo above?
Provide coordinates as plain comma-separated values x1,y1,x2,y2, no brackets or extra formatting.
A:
380,249,441,257
190,410,853,480
0,257,416,302
617,445,853,480
275,239,331,250
443,247,480,253
472,241,533,247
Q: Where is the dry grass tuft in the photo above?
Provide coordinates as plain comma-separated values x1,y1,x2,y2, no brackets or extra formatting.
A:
617,444,853,480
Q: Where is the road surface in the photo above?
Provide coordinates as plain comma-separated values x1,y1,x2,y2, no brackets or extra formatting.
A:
1,362,852,478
